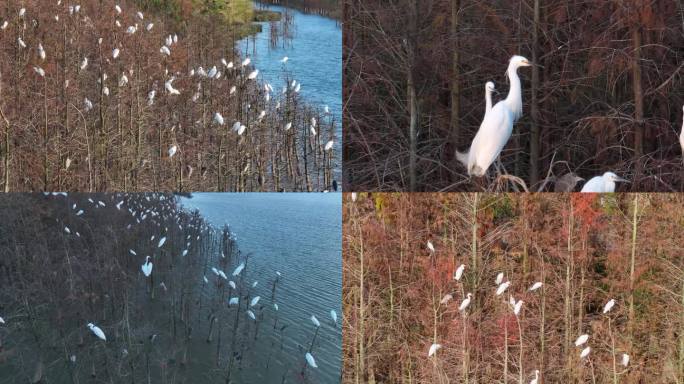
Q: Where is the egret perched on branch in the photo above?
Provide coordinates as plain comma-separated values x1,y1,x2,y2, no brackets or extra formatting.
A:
580,346,591,359
602,298,615,314
495,272,504,285
580,172,628,193
165,78,180,95
496,281,510,296
457,56,532,176
622,353,630,367
427,240,435,254
428,343,442,357
528,282,542,291
305,352,318,368
325,140,334,151
87,323,106,341
575,334,589,346
530,370,539,384
459,293,472,312
141,256,153,277
454,264,465,281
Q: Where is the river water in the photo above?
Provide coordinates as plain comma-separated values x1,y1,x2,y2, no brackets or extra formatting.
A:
180,193,342,383
239,2,342,134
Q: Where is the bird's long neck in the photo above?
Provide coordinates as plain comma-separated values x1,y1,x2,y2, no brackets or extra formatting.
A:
505,65,523,121
485,90,493,115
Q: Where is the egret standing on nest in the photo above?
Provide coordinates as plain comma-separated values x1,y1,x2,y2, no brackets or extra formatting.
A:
457,56,532,177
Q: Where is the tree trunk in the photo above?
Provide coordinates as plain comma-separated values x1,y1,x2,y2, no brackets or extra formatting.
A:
450,0,461,152
529,0,541,187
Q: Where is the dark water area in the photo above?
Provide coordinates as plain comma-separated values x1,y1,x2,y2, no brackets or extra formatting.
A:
180,193,342,383
0,193,341,384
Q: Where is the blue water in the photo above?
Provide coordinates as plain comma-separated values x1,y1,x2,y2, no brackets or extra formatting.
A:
180,193,342,383
239,3,342,130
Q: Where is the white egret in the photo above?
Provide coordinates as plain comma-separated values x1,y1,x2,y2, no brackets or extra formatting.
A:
115,5,122,14
0,316,5,324
241,57,251,67
305,352,318,368
146,23,154,31
84,98,93,112
495,272,504,285
64,226,71,234
182,249,188,257
228,281,236,289
457,56,532,176
1,21,8,30
284,122,292,131
440,294,453,305
112,48,120,59
428,343,442,357
248,70,259,80
87,323,106,341
330,310,337,325
528,282,543,291
580,346,591,359
213,113,224,125
250,296,261,307
530,370,539,384
232,262,245,276
160,46,171,56
622,353,630,367
38,43,46,61
603,298,615,314
136,11,144,20
228,297,238,305
575,334,589,346
513,300,523,316
19,8,26,17
147,90,156,106
167,145,177,158
207,66,217,78
246,310,256,320
427,240,435,253
17,37,26,48
129,249,137,256
496,281,510,296
310,315,321,327
454,264,465,281
238,125,246,135
310,126,317,136
126,25,137,35
351,192,357,202
580,172,628,193
157,236,166,247
33,66,45,77
218,270,228,280
280,56,289,63
325,140,334,151
165,78,180,95
459,293,472,311
141,256,153,277
485,81,495,116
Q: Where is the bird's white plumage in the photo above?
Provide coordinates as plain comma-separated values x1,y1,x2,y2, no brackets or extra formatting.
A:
141,256,153,277
311,315,320,327
428,343,442,357
580,172,627,193
459,293,472,311
622,353,630,367
305,352,318,368
529,282,543,291
603,298,615,314
459,56,531,176
87,323,106,341
454,264,465,281
496,281,510,296
580,346,591,359
495,272,504,285
427,240,435,253
575,334,589,346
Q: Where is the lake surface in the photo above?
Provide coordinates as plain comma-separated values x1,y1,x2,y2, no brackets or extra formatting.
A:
180,193,342,383
239,2,342,132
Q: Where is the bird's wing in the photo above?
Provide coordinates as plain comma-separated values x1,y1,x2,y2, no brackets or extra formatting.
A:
580,176,603,192
469,104,513,173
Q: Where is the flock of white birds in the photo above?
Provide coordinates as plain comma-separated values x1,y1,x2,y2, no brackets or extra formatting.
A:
457,55,684,192
2,2,335,190
0,192,338,377
425,241,630,383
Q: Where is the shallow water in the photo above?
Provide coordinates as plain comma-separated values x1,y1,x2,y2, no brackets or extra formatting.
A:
239,2,342,132
180,193,342,383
